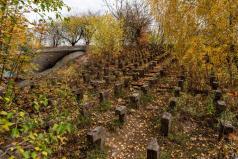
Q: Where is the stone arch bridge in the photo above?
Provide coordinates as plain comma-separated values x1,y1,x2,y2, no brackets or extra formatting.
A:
33,45,87,72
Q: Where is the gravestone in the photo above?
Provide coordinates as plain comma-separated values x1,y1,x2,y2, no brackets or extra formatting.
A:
114,83,123,97
132,72,139,81
74,89,84,103
129,92,141,108
118,60,124,69
115,106,127,123
136,69,145,78
99,90,109,103
219,121,235,140
169,97,177,111
124,77,131,88
80,103,92,117
159,68,165,77
96,71,103,80
104,68,109,76
141,84,149,95
161,112,172,136
147,138,160,159
178,79,184,90
212,80,219,90
215,100,226,115
209,74,216,85
214,89,222,102
179,74,186,81
148,77,158,87
87,126,105,150
174,87,181,97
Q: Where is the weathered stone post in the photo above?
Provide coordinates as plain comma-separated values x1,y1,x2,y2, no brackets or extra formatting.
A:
114,83,123,97
168,97,177,111
215,100,226,115
124,77,131,88
161,112,172,136
115,106,127,123
129,92,141,108
87,126,106,150
141,84,149,95
159,68,165,77
82,73,90,83
211,80,219,90
178,79,184,91
147,138,160,159
174,87,181,97
218,121,235,140
209,74,216,85
99,90,109,103
214,89,222,102
74,89,84,103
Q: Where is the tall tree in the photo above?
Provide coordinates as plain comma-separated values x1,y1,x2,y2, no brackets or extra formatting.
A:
60,16,84,46
105,0,152,45
149,0,238,86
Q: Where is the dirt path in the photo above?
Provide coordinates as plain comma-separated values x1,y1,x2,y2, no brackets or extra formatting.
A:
105,58,176,159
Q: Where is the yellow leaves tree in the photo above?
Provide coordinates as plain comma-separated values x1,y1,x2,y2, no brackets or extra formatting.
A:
80,14,98,45
61,16,84,46
149,0,238,86
89,14,124,58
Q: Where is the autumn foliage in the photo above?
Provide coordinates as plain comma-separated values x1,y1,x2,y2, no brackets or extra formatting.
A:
149,0,238,87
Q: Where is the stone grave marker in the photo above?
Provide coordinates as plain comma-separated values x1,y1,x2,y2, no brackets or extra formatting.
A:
114,83,123,97
141,84,149,95
124,77,131,88
161,112,172,136
87,126,106,150
215,100,226,115
115,106,127,123
178,79,184,90
147,138,160,159
129,92,141,108
212,80,219,90
214,89,222,102
219,121,235,140
168,97,177,111
174,86,181,97
99,90,109,103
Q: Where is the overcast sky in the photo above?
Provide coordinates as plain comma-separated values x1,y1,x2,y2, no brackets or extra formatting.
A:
63,0,108,14
28,0,110,20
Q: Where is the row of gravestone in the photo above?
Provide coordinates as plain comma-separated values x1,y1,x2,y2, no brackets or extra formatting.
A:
76,50,171,106
146,66,237,158
160,70,186,139
76,50,173,128
209,73,236,141
77,53,236,158
77,50,172,116
165,69,236,142
83,53,237,158
85,56,176,159
162,68,236,143
86,127,160,159
81,48,167,88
